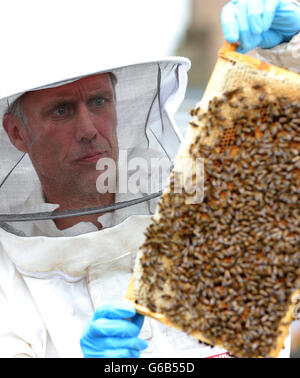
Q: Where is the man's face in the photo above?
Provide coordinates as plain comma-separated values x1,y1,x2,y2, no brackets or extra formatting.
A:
21,73,118,198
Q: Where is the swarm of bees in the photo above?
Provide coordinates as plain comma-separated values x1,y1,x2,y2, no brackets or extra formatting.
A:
134,84,300,358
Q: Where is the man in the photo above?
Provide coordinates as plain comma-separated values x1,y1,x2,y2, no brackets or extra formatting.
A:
0,0,299,358
3,73,118,231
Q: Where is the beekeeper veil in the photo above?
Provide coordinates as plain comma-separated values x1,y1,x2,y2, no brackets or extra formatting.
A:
0,58,190,236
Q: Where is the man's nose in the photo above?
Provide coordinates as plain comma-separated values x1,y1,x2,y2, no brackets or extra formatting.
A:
75,105,97,143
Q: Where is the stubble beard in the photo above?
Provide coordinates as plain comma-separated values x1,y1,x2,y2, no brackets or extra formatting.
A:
40,165,116,210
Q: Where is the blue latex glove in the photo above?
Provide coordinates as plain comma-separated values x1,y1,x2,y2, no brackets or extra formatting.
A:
221,0,300,53
80,303,148,358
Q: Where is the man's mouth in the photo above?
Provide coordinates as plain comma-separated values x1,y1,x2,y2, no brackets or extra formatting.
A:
74,151,107,164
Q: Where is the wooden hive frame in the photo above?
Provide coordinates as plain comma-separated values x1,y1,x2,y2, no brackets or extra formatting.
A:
125,43,300,358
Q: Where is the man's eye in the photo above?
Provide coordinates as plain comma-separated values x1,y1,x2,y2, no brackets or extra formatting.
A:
53,105,67,116
93,97,105,107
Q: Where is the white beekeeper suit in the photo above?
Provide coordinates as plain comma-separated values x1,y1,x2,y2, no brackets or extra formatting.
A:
0,17,298,359
0,55,238,358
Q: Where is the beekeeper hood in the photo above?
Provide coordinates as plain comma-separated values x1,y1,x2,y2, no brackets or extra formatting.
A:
0,0,190,237
0,56,190,235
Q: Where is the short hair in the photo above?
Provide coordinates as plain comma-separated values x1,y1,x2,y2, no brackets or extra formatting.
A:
5,72,117,128
5,94,28,129
108,72,117,98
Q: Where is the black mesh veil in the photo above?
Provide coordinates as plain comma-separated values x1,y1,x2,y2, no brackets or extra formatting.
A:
0,59,190,236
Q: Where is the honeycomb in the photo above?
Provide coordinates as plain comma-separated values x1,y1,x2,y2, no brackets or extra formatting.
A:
126,43,300,358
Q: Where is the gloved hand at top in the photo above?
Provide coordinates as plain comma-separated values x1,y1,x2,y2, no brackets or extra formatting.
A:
221,0,300,53
80,302,148,358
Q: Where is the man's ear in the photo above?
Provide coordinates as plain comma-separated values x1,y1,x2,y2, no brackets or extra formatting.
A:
3,113,29,153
